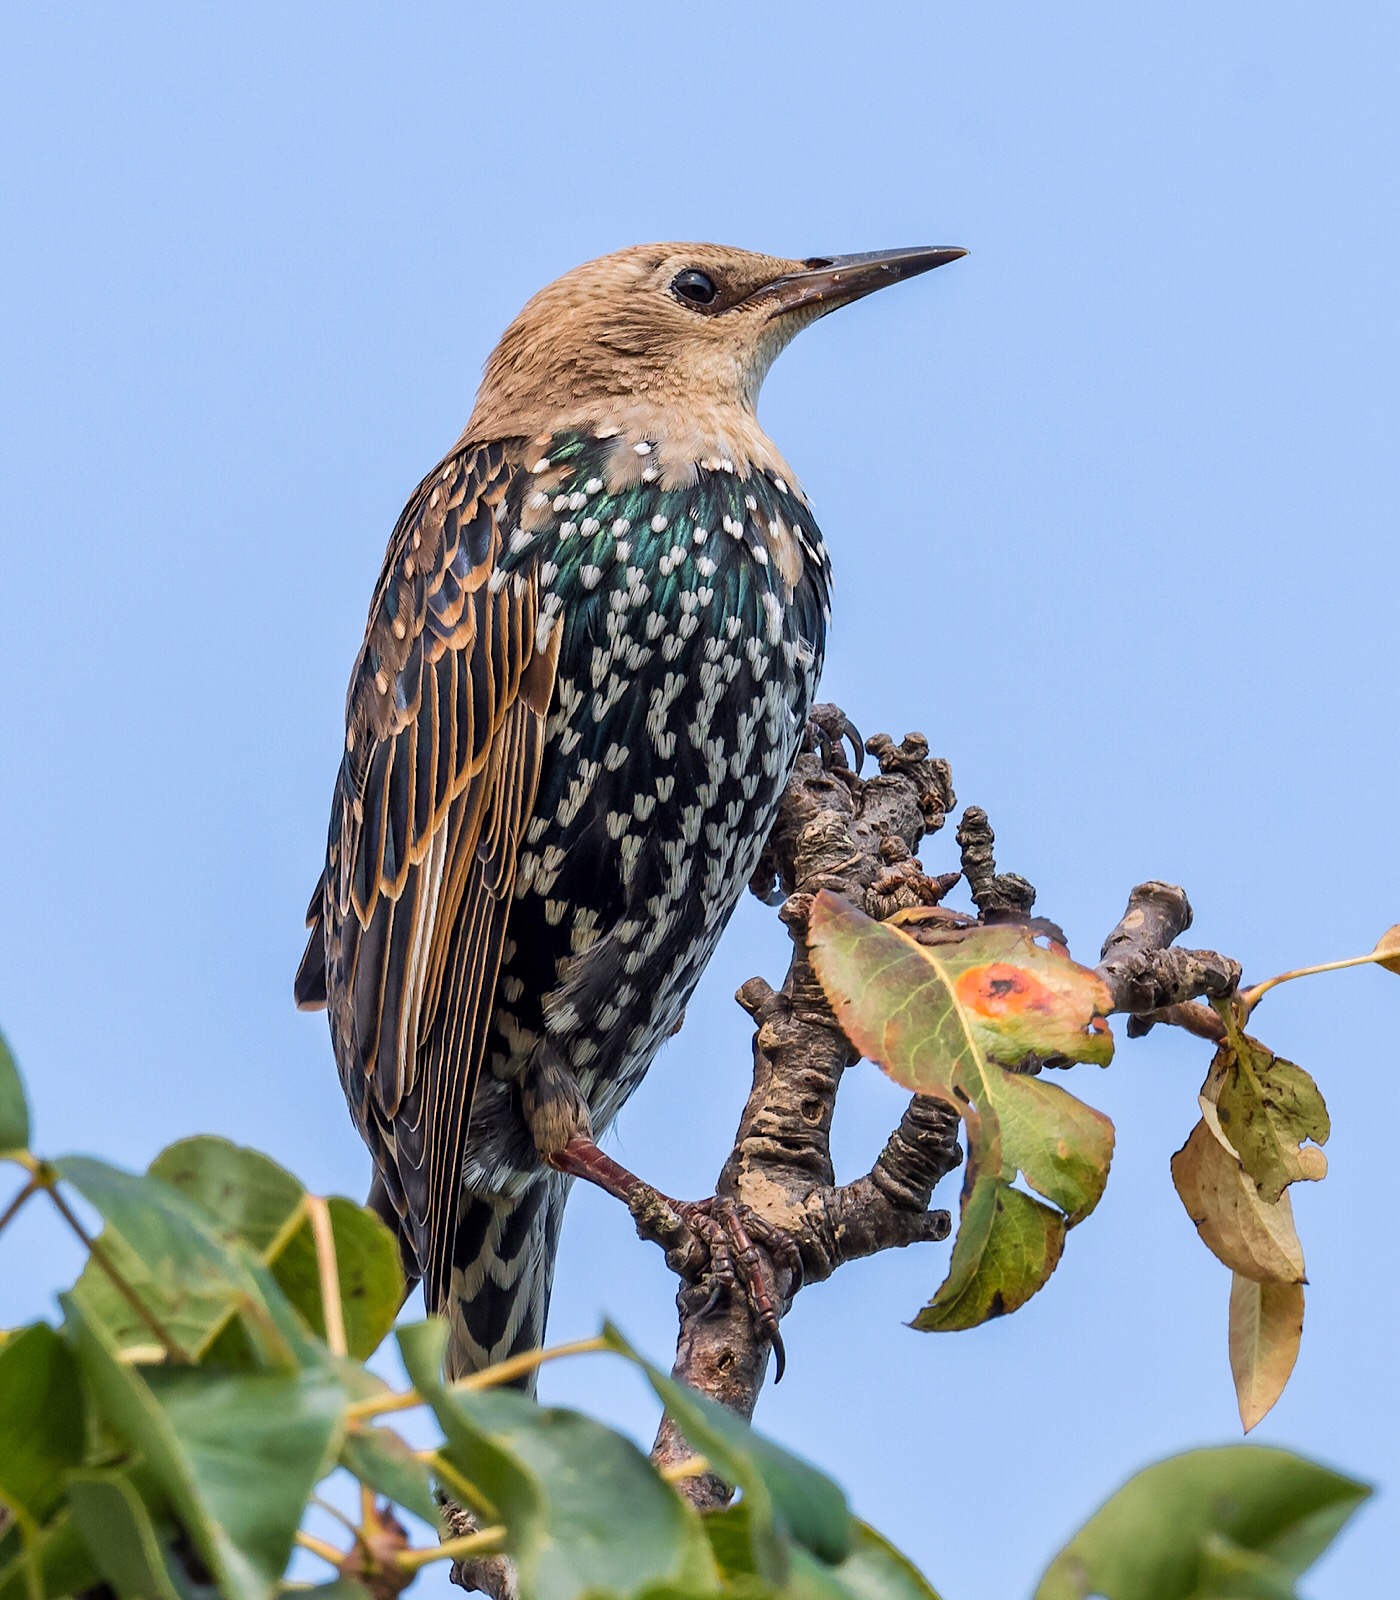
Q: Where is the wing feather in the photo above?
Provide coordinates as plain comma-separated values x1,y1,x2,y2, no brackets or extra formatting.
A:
297,439,557,1303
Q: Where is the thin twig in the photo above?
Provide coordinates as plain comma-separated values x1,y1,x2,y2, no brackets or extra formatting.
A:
295,1530,347,1568
454,1334,608,1391
37,1171,190,1362
396,1527,506,1573
0,1178,38,1237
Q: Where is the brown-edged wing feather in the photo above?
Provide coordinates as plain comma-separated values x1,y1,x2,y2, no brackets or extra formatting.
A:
297,438,559,1309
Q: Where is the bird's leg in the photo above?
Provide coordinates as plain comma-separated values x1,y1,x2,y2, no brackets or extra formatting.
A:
544,1134,800,1381
519,1042,595,1158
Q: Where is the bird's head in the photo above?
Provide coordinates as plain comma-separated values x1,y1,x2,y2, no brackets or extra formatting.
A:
465,242,965,481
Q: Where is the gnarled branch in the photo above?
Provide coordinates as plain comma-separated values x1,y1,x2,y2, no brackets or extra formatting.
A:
651,707,1241,1504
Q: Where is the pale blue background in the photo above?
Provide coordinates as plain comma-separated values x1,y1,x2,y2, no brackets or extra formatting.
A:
1,4,1395,1595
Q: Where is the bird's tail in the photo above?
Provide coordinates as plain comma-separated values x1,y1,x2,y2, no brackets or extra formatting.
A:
442,1175,570,1388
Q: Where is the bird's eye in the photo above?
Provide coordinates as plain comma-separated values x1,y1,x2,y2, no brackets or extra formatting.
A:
671,269,719,308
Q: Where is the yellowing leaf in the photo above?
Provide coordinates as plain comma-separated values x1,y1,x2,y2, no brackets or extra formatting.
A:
1170,1105,1305,1284
808,892,1115,1332
1372,924,1400,976
1229,1274,1304,1432
1208,1037,1329,1206
914,1183,1063,1331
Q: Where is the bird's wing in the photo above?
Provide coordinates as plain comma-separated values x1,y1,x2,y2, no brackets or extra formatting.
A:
297,438,560,1306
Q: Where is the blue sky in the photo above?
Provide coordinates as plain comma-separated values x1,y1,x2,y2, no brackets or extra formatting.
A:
1,4,1396,1595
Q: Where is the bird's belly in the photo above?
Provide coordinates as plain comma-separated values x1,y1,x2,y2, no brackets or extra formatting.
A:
459,639,815,1192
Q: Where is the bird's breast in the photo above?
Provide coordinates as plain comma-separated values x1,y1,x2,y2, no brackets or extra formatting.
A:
478,427,831,1132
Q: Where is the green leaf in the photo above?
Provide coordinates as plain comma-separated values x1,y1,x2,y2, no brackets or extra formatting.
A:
0,1323,86,1524
1189,1532,1299,1600
151,1138,403,1360
62,1147,378,1370
66,1291,345,1600
60,1155,263,1363
67,1471,185,1600
150,1137,306,1258
340,1426,441,1527
603,1324,851,1576
271,1196,403,1361
1209,1039,1329,1206
398,1319,718,1600
0,1031,29,1156
698,1504,757,1580
808,894,1115,1331
1033,1444,1371,1600
913,1183,1062,1331
0,1511,102,1600
827,1521,945,1600
702,1510,944,1600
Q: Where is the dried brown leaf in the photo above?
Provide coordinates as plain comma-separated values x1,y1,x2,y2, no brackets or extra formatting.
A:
1170,1103,1305,1284
1206,1038,1329,1206
1229,1273,1304,1432
1372,924,1400,977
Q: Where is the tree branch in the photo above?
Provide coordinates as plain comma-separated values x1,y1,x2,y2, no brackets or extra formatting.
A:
653,716,963,1494
651,709,1243,1504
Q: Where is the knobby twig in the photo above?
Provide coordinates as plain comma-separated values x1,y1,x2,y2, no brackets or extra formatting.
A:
649,707,1241,1505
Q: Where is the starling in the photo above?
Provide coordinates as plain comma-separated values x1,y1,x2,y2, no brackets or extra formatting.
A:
296,243,964,1380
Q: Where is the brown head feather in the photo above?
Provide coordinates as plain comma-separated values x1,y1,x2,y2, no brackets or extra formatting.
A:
461,243,825,487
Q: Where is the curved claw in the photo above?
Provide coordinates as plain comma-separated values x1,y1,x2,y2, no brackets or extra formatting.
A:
702,1197,797,1383
805,707,865,777
696,1276,726,1320
559,1134,799,1384
805,719,837,768
842,714,866,776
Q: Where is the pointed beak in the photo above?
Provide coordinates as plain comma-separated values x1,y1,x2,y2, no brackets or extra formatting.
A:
749,246,968,318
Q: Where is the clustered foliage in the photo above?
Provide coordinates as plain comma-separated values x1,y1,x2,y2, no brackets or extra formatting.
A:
0,905,1377,1600
807,886,1400,1433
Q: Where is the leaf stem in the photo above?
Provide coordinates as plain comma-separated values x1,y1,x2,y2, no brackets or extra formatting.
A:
37,1168,190,1362
295,1530,347,1568
344,1386,422,1422
395,1527,505,1573
4,1501,42,1600
305,1195,348,1358
425,1452,499,1523
0,1178,38,1238
453,1334,609,1391
343,1333,609,1422
658,1454,710,1483
1242,952,1385,1014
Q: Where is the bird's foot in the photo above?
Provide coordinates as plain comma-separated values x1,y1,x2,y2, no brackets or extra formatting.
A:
675,1195,802,1382
546,1137,800,1380
804,703,864,775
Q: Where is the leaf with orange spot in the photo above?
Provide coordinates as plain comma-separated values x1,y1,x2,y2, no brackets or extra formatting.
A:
808,892,1115,1332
